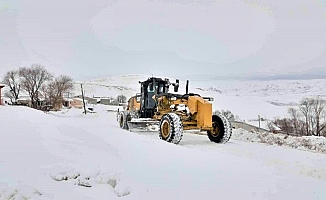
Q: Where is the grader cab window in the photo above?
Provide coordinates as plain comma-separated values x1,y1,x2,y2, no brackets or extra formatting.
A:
147,83,155,92
158,83,165,93
150,82,165,94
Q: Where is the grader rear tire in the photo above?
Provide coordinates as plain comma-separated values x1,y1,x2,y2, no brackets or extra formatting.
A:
159,113,183,144
207,114,232,143
119,112,129,130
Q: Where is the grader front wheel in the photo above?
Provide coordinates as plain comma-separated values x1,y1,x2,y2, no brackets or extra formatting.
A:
161,120,171,139
207,114,232,143
159,113,183,144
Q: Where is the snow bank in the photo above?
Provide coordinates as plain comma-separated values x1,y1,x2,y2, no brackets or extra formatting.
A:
0,106,130,199
233,129,326,154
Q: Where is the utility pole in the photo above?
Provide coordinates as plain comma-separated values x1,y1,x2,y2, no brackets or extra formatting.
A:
258,115,261,128
81,84,87,115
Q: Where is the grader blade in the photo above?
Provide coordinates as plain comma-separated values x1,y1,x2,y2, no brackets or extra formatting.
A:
127,119,160,132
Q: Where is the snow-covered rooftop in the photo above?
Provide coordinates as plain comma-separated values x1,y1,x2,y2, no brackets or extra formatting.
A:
72,97,88,102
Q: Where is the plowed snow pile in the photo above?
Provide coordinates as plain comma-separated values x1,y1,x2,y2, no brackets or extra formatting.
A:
233,129,326,154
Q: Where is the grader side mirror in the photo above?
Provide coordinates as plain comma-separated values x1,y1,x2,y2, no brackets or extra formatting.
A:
174,79,179,92
136,94,141,102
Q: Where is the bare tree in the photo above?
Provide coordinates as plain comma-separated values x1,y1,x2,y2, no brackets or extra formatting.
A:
271,97,326,137
322,122,326,137
4,91,14,104
117,94,127,104
287,107,305,135
299,98,314,136
322,113,326,137
19,64,53,109
311,96,325,136
45,75,74,110
288,107,298,134
2,70,21,104
273,118,294,135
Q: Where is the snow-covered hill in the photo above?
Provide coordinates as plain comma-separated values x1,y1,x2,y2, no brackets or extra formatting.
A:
72,75,326,121
73,74,148,98
0,105,325,199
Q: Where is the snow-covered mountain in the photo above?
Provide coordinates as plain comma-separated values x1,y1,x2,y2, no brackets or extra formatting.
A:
72,74,326,121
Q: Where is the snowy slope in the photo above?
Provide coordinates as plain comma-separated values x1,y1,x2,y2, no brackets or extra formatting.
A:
0,105,325,199
73,74,147,99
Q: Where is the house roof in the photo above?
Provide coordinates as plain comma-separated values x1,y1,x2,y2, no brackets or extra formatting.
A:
73,97,88,102
74,95,95,101
63,98,73,101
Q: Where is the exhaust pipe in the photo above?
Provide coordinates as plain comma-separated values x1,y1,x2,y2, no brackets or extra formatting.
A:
174,79,179,92
186,80,189,94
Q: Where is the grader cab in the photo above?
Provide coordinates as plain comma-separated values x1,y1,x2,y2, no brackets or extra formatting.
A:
118,77,232,144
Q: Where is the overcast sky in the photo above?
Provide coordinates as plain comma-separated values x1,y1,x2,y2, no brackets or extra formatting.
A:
0,0,326,80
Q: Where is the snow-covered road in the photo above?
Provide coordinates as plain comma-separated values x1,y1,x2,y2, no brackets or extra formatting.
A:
0,105,325,199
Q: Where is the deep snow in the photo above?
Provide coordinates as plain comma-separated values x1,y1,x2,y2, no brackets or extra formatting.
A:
0,105,325,199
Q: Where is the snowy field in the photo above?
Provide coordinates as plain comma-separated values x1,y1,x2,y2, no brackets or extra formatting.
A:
1,105,325,199
71,75,326,121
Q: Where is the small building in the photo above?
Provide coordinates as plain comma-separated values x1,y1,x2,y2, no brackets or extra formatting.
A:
74,95,97,104
93,96,116,105
62,98,73,108
0,84,4,105
71,98,88,109
102,97,116,105
17,95,32,107
100,98,111,105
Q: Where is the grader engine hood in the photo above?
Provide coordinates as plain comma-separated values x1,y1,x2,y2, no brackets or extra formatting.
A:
187,96,213,129
154,94,213,129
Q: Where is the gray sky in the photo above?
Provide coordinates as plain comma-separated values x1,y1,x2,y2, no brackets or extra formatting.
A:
0,0,326,80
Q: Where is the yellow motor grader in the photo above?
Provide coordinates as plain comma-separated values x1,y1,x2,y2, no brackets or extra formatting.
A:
117,77,232,144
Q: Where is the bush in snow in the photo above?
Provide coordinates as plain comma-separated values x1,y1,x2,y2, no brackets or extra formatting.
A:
233,129,326,154
214,109,240,121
